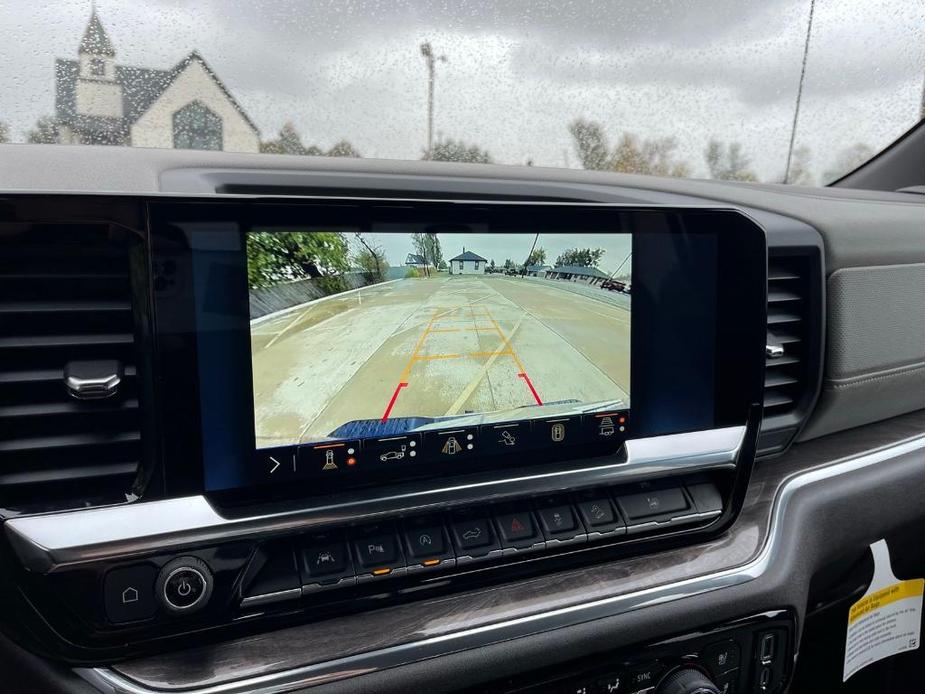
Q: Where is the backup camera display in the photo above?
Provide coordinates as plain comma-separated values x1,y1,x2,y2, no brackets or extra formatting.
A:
247,230,631,460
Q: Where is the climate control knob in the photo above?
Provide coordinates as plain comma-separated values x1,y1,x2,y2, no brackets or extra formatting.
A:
155,556,213,615
657,667,720,694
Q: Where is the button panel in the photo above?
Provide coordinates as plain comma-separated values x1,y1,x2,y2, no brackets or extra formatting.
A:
237,479,724,605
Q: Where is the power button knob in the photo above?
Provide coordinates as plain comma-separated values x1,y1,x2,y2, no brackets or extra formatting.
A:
156,557,213,614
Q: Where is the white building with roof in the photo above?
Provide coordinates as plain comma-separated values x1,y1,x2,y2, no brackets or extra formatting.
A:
449,250,488,275
55,10,259,152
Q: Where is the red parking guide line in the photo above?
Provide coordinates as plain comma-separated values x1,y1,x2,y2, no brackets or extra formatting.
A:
381,382,408,422
518,372,543,406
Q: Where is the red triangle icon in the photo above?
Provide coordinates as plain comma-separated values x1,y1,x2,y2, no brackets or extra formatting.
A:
511,517,525,532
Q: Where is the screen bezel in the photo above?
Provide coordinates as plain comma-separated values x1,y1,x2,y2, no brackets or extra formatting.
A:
148,198,766,503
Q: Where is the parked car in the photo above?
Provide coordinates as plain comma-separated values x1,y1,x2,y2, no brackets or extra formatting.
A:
601,279,627,292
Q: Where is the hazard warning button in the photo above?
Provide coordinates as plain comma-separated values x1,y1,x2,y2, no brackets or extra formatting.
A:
495,509,539,546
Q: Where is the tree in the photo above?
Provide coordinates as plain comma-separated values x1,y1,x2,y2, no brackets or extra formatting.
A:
526,248,547,266
489,259,496,272
705,139,757,181
785,145,814,185
327,140,361,157
354,232,388,283
423,233,443,270
261,123,300,154
428,138,493,164
503,258,515,270
27,116,59,144
260,123,358,157
555,248,605,267
278,122,305,154
823,143,874,183
569,119,691,176
612,133,691,177
410,232,443,276
246,231,350,290
569,119,610,171
0,121,9,144
258,121,308,155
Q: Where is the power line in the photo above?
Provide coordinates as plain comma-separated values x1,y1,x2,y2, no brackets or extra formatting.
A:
784,0,817,184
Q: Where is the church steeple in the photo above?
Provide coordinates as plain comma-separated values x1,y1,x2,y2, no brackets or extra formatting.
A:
77,9,117,82
79,9,115,58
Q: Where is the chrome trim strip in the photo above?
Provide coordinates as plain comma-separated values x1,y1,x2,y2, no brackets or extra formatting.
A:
4,426,744,574
75,428,925,694
240,588,303,609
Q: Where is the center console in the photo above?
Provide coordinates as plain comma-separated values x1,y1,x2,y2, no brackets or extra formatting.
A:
0,197,767,669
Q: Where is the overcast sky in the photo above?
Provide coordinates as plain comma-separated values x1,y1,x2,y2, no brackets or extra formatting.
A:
1,1,923,182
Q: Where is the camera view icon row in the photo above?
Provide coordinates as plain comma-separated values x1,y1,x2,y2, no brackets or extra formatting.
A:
259,411,627,478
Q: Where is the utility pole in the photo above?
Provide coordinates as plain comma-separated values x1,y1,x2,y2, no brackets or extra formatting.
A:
420,42,446,159
610,252,632,279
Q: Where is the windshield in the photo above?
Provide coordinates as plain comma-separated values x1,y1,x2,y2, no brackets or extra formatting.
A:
2,1,923,184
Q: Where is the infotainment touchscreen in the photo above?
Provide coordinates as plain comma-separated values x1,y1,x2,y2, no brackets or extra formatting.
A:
248,231,631,464
151,199,766,496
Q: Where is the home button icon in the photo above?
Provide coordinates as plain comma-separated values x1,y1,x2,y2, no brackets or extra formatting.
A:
103,564,157,624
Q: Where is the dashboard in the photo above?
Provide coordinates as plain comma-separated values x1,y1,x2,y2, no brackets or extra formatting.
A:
1,145,925,694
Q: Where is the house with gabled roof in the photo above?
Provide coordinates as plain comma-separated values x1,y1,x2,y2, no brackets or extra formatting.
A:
449,249,488,275
55,9,259,151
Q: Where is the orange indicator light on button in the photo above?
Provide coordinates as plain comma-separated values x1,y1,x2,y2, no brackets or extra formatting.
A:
372,568,391,576
346,457,357,467
422,559,440,567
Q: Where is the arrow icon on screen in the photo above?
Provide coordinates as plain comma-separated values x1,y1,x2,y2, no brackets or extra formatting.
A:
269,456,281,473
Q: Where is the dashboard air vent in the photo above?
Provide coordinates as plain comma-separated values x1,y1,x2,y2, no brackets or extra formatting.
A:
758,244,823,456
764,258,809,415
0,224,144,511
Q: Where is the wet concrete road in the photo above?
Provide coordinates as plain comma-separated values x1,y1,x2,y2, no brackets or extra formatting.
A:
251,275,630,447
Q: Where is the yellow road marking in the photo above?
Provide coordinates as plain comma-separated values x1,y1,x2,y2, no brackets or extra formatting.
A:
412,353,463,361
444,313,528,416
398,310,438,382
263,303,321,350
398,294,503,384
485,308,528,373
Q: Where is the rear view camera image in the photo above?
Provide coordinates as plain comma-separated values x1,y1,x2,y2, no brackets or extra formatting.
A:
248,229,630,458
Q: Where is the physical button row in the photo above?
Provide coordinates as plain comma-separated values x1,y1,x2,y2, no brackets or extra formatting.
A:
241,481,723,606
